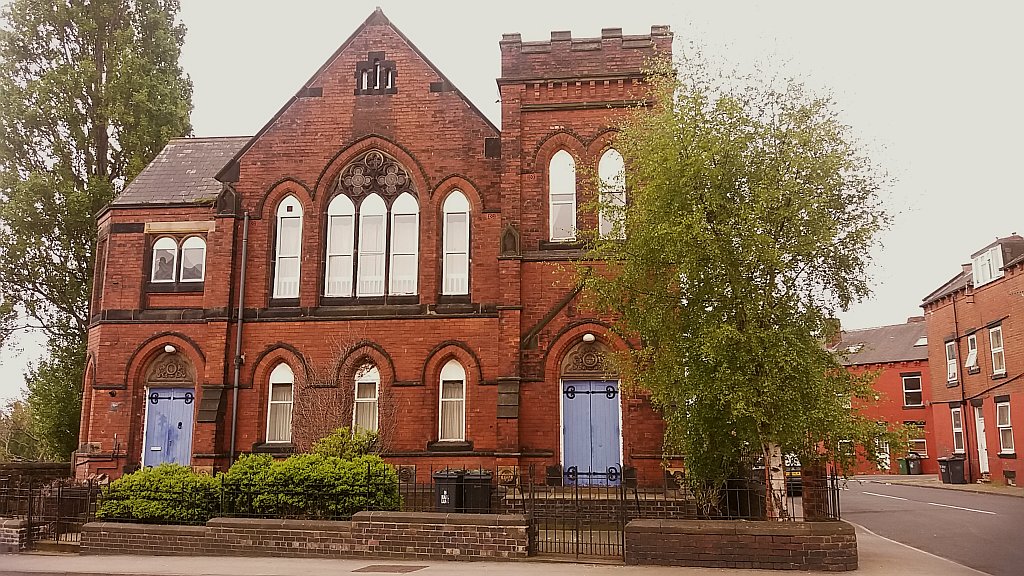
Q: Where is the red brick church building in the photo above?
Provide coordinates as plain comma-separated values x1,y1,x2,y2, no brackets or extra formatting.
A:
77,9,674,485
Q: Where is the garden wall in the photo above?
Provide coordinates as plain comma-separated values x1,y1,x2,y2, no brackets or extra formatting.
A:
625,519,858,571
81,511,532,561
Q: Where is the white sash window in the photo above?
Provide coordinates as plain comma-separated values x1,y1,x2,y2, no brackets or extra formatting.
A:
439,360,466,441
325,195,355,297
548,150,576,241
266,363,294,443
598,148,626,238
357,194,386,297
274,196,303,299
442,191,470,295
353,365,380,433
151,237,177,283
388,193,419,296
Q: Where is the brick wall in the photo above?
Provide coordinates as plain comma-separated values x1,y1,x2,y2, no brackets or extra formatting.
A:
624,519,858,571
81,512,531,561
0,519,27,553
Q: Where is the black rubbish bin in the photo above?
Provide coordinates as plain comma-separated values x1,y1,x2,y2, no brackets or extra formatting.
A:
433,470,464,512
907,453,923,475
937,457,951,483
462,470,493,513
946,456,967,484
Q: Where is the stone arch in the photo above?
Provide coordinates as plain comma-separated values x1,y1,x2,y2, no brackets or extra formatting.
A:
337,341,396,388
530,130,587,173
254,177,314,220
314,135,430,206
431,174,486,212
249,343,309,389
543,321,631,387
124,332,206,390
421,340,484,387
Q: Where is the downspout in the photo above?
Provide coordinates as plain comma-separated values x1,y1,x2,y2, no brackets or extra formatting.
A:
951,292,973,483
230,211,250,463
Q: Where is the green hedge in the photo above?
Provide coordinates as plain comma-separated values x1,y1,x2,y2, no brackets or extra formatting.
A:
96,463,220,524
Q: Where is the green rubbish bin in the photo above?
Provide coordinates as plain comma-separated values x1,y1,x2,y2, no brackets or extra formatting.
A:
897,458,909,475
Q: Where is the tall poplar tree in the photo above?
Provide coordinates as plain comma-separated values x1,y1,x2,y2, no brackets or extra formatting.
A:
585,59,901,497
0,0,193,458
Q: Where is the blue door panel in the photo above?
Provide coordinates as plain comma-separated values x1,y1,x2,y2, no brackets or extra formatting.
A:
562,380,621,486
144,388,194,467
563,381,592,484
590,380,620,486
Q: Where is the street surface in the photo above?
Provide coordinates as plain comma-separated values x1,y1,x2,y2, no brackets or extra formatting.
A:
842,478,1024,576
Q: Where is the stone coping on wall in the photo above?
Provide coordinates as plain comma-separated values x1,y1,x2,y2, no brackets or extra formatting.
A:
625,519,858,572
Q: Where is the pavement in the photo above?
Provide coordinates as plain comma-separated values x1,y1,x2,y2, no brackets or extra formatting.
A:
853,474,1024,498
0,524,987,576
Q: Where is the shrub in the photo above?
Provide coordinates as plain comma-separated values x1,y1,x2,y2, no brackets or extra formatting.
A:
96,464,219,525
310,427,379,459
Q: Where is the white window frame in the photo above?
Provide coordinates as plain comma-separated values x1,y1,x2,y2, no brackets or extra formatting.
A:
902,374,923,407
996,401,1014,453
273,196,303,299
266,363,294,444
990,326,1006,375
151,237,178,283
965,334,978,370
945,341,958,383
352,365,380,433
438,360,466,442
951,406,965,453
598,148,626,239
179,236,207,283
325,195,356,297
442,191,470,295
973,247,1004,287
357,194,387,297
548,150,576,242
388,193,419,296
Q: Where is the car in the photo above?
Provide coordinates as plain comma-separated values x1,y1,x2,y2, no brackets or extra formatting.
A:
784,454,802,497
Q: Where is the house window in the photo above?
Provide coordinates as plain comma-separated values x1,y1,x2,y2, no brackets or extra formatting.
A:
325,195,355,297
598,148,626,238
972,246,1004,287
902,374,923,407
990,326,1005,375
905,421,927,456
388,193,419,296
357,194,387,297
442,191,470,295
353,365,380,433
951,406,965,453
438,359,466,441
965,334,978,371
266,363,294,443
274,196,303,299
151,236,207,284
548,150,576,241
997,401,1014,453
945,341,958,383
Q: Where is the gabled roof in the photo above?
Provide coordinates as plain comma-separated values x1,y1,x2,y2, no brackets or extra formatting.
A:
215,8,498,182
111,137,250,206
921,268,972,306
832,321,929,366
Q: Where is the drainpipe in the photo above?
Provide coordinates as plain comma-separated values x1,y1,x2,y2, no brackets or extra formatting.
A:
951,293,973,483
229,211,250,463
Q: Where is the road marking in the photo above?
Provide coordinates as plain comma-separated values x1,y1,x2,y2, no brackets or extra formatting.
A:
863,491,907,500
927,502,996,515
849,522,994,576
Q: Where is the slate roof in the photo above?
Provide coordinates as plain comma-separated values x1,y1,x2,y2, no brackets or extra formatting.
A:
921,268,972,306
832,321,929,366
111,137,250,206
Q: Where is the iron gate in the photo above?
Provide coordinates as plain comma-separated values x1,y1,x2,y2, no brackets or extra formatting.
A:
1,480,100,547
528,469,627,559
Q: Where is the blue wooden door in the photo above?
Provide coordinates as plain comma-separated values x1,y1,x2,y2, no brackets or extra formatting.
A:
562,380,621,486
143,387,195,467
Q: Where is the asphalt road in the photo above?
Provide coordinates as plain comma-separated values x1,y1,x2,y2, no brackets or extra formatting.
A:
842,479,1024,576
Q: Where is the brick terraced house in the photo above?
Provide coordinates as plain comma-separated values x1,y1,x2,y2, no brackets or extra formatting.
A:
831,318,937,475
922,234,1024,486
77,9,675,485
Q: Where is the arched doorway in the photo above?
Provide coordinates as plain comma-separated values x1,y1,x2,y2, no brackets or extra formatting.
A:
140,350,196,467
560,338,621,486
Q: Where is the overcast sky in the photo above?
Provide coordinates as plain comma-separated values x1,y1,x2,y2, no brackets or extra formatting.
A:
1,0,1022,399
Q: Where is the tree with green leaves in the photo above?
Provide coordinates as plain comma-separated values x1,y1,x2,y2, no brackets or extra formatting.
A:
0,0,193,458
584,58,900,510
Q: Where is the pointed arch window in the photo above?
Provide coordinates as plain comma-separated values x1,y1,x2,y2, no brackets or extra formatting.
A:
357,194,387,297
151,237,178,283
325,195,356,297
274,196,303,299
549,150,576,241
439,360,466,441
266,363,294,443
389,193,419,296
598,148,626,239
442,191,470,295
353,364,380,433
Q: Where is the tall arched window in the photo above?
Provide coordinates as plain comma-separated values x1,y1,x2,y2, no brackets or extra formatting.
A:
151,237,178,283
598,148,626,239
442,191,470,295
548,150,576,241
439,359,466,441
325,195,356,297
353,364,380,433
357,194,387,297
180,237,207,282
274,196,303,299
266,363,294,443
389,193,419,295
